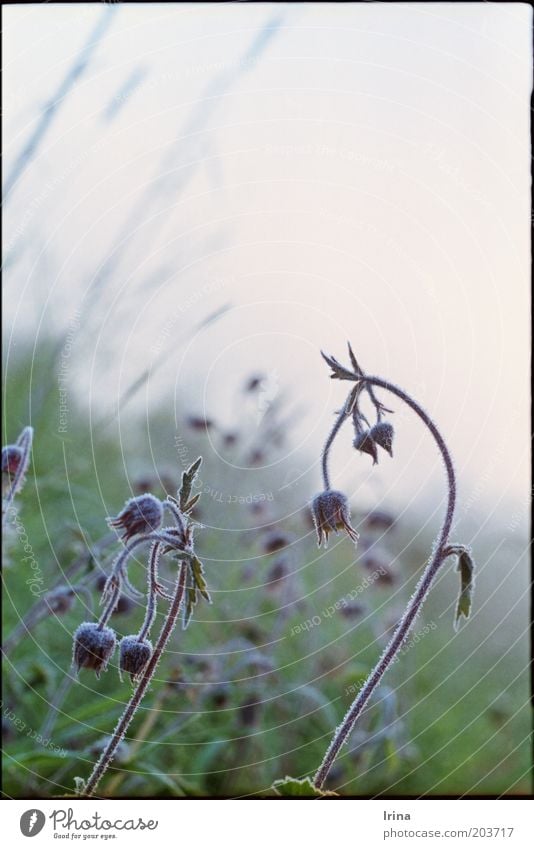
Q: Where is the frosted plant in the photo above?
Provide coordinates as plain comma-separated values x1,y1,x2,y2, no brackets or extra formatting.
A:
75,458,210,797
310,344,474,791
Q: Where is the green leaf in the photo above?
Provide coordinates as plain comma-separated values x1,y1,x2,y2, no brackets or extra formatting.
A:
179,555,210,629
182,492,201,514
271,776,338,797
455,549,475,630
179,457,202,511
191,555,211,602
182,580,197,630
320,351,357,382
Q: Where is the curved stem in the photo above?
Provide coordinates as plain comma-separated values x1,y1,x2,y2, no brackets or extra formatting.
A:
163,500,187,539
313,376,456,789
83,561,187,797
321,408,349,490
97,581,120,629
138,542,161,641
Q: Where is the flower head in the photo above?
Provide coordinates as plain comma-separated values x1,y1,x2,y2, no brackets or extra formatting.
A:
108,494,163,542
1,445,24,480
73,623,116,678
370,421,394,457
311,490,359,548
353,431,378,464
119,636,152,683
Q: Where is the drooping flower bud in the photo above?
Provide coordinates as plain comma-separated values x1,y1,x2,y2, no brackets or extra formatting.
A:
311,490,359,548
107,494,163,541
73,622,116,678
370,421,394,457
119,636,152,683
1,445,23,480
353,431,378,464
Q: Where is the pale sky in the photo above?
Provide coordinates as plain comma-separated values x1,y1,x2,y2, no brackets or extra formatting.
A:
3,3,531,517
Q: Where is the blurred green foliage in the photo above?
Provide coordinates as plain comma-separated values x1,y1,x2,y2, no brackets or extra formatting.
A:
2,340,531,798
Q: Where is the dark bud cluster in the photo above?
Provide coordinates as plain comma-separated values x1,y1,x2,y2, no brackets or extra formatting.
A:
353,421,395,463
261,529,291,554
45,586,76,615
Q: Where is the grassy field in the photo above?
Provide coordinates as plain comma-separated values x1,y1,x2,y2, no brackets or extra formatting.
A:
2,342,531,798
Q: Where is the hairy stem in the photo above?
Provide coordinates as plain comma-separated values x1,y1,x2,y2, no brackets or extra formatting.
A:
83,561,187,797
138,542,161,641
314,376,456,789
97,581,121,629
321,408,349,490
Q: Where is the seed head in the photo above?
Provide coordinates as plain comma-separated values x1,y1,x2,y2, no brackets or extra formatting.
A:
311,490,359,548
119,636,152,683
73,623,116,678
353,431,378,464
108,494,163,541
370,421,394,457
1,445,24,480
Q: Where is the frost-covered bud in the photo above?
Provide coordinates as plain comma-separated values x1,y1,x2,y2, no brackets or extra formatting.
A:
119,636,152,683
370,421,394,457
1,445,23,480
108,494,163,541
311,490,359,548
353,431,378,464
73,623,116,678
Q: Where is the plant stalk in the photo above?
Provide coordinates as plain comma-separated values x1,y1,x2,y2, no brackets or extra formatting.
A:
314,376,456,789
83,561,187,797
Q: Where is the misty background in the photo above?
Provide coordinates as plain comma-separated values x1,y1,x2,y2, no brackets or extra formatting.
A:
3,2,531,523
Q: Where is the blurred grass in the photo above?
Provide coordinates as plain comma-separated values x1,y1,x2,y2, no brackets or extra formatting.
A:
2,339,531,798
